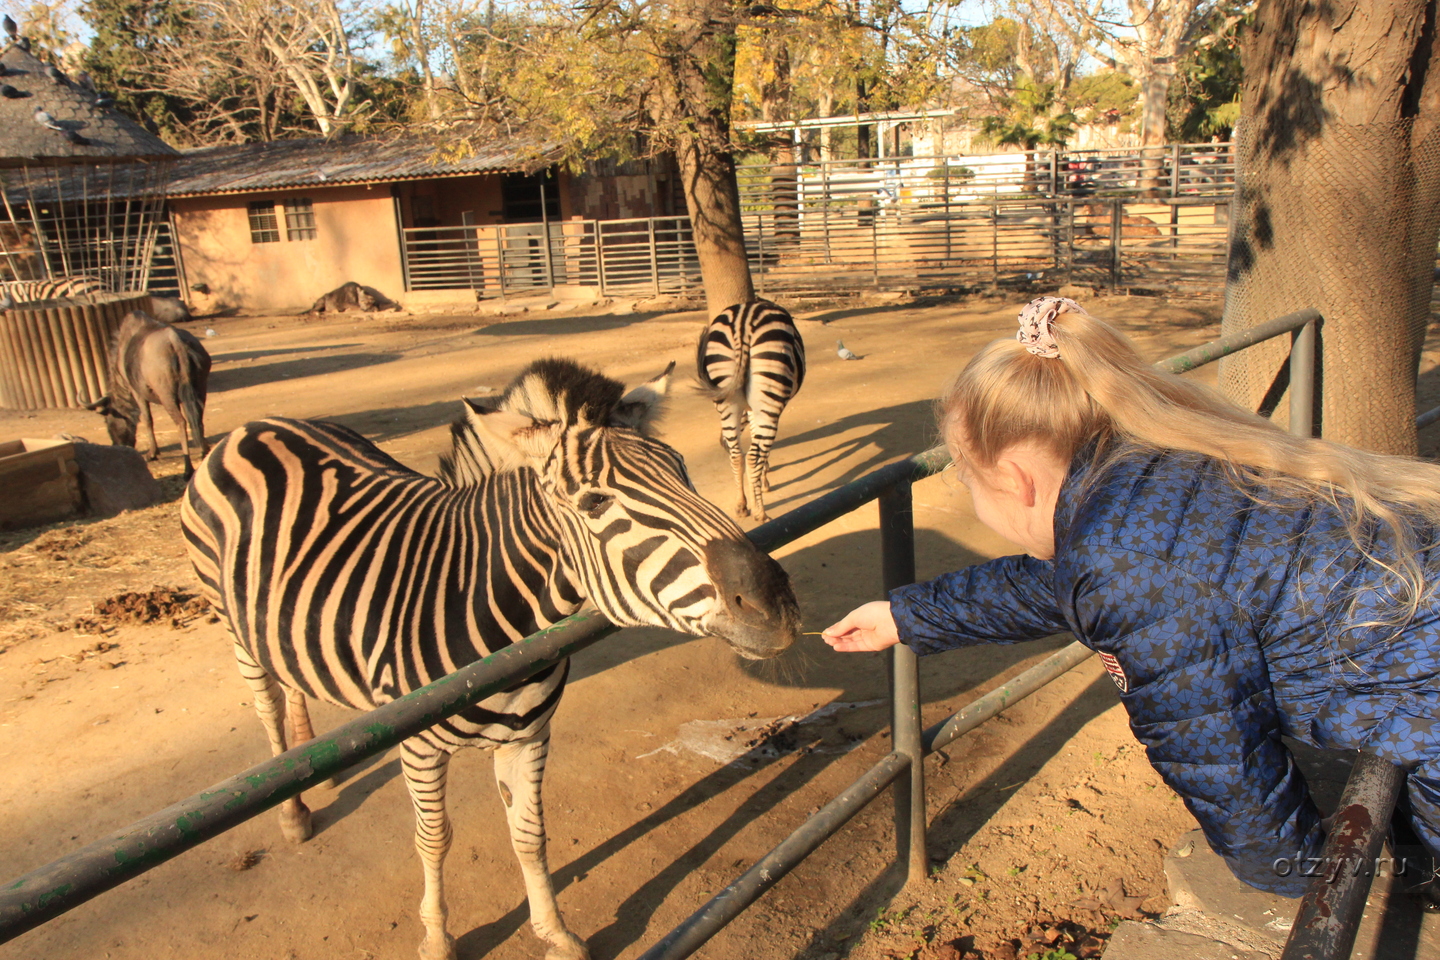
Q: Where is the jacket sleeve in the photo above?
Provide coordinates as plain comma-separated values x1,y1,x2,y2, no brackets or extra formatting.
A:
888,554,1070,656
1068,548,1326,898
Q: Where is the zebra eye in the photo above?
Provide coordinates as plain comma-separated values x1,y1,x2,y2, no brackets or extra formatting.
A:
576,492,613,518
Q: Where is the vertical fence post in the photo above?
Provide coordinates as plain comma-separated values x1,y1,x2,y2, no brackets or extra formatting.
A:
872,210,880,286
880,482,926,887
1171,143,1182,197
1109,200,1121,293
991,201,999,289
1290,319,1317,438
594,222,608,298
648,219,660,298
496,228,508,301
756,214,766,297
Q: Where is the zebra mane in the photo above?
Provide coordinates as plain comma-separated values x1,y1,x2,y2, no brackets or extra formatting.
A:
436,358,649,487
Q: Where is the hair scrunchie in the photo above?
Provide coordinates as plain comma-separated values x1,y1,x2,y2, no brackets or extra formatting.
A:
1016,296,1081,359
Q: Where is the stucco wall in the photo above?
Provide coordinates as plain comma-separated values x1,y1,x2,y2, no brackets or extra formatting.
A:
170,184,404,314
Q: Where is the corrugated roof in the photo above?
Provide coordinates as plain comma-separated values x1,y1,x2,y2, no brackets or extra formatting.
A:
166,134,561,197
0,42,179,166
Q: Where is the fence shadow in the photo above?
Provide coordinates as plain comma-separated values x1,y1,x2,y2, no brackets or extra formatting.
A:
764,399,939,507
472,311,676,338
209,351,402,393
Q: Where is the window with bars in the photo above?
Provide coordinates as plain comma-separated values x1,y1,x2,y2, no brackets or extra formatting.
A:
284,198,317,240
248,201,280,244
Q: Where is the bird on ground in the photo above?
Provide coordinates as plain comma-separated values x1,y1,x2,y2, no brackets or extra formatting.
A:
836,340,861,360
2,15,15,39
0,83,28,99
15,36,29,51
76,71,93,91
93,93,114,108
44,64,68,86
33,106,63,130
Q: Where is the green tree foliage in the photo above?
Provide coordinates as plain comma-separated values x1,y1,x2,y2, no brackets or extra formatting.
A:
79,0,210,140
1165,3,1244,141
1067,70,1137,130
979,75,1076,148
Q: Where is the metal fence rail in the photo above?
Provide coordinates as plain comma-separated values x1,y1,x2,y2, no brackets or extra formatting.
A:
0,305,1391,960
402,197,1232,300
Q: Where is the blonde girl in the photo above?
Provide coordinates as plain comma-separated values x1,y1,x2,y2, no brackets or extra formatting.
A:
824,297,1440,898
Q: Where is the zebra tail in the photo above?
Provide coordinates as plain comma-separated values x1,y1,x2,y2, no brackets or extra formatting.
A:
693,323,749,405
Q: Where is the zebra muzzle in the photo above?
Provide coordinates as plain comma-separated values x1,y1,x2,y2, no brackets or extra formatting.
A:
701,538,800,659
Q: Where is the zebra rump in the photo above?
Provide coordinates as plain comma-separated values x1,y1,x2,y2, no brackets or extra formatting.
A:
696,299,806,522
0,275,107,308
182,356,799,960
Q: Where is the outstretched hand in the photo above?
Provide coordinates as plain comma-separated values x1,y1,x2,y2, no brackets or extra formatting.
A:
822,600,901,652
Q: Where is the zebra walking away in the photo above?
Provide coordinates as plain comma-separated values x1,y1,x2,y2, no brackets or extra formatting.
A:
182,358,800,960
0,275,106,307
697,298,806,522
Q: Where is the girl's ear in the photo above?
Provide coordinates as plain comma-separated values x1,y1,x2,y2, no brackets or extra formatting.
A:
993,455,1039,507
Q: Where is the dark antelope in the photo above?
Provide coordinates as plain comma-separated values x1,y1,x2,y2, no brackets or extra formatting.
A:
86,309,210,477
181,358,800,960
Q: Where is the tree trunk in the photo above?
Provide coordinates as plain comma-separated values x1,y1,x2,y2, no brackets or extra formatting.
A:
1134,62,1175,194
654,0,754,317
1220,0,1440,456
675,134,755,315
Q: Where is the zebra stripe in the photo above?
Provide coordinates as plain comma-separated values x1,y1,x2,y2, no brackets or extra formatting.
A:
696,298,806,522
0,275,107,305
181,357,798,960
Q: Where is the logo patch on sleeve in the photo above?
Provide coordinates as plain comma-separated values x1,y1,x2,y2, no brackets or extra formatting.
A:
1098,651,1129,693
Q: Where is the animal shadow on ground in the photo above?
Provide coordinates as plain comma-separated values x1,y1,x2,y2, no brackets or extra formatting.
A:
797,303,922,326
472,312,675,339
208,351,401,393
763,398,939,509
209,344,364,364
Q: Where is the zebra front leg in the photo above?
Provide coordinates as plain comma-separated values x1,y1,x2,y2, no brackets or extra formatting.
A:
285,687,337,790
402,737,458,960
494,731,589,960
713,397,749,518
233,642,312,842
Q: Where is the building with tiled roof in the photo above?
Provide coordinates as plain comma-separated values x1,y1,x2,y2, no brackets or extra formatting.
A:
0,43,178,166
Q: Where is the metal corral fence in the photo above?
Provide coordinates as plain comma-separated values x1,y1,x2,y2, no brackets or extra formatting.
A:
401,197,1231,300
0,307,1400,960
401,142,1238,300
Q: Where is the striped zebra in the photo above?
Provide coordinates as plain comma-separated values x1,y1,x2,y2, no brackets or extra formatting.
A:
181,358,799,960
696,299,806,523
0,275,107,307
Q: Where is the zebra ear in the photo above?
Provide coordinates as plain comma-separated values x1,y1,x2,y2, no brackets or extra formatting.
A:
613,361,674,433
464,402,561,463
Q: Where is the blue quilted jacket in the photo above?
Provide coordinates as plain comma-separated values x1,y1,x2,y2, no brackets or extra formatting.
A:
891,442,1440,897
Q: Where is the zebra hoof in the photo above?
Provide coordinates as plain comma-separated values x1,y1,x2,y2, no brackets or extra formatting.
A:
543,931,590,960
279,799,313,843
417,931,457,960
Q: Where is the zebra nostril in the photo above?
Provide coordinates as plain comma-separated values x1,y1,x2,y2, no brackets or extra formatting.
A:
735,594,748,611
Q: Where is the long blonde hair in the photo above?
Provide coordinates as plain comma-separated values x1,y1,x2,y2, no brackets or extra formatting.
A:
941,304,1440,626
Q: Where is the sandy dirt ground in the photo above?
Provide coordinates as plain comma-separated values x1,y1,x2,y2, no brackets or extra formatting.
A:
3,293,1438,960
